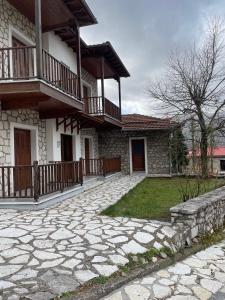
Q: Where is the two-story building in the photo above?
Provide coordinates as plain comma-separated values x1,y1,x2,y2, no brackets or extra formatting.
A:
0,0,174,206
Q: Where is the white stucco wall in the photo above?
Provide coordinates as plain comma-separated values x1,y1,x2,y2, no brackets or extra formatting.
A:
46,119,81,162
43,32,77,74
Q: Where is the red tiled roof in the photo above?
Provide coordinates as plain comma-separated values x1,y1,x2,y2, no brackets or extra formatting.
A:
189,147,225,157
122,114,176,131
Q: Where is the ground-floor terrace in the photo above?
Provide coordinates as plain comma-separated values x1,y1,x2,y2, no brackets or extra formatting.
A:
0,111,172,205
0,109,122,205
0,174,182,300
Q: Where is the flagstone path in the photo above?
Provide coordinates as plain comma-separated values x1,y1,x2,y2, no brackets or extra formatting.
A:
0,174,180,300
103,241,225,300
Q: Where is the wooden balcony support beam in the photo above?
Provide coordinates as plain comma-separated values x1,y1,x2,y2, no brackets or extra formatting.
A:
56,116,71,132
117,76,122,120
35,0,43,79
72,120,81,134
75,23,82,101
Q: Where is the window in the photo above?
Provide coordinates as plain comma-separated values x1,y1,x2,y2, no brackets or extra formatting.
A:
220,160,225,171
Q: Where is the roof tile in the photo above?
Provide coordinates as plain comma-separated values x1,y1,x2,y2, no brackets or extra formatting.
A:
122,114,175,130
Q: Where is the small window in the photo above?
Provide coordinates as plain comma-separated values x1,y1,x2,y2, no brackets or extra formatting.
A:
220,160,225,171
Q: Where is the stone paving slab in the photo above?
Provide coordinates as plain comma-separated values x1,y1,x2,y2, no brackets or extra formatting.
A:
103,240,225,300
0,174,180,300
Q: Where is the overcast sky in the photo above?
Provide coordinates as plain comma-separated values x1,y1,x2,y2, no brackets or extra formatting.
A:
81,0,225,116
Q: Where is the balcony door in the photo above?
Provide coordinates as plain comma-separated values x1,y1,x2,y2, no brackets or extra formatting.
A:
83,85,90,113
12,37,33,79
14,128,32,191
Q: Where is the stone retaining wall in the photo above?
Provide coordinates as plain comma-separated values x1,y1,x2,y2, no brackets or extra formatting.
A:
170,186,225,239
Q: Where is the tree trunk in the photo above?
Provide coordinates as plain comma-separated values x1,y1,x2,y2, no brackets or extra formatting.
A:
191,119,196,174
200,130,208,178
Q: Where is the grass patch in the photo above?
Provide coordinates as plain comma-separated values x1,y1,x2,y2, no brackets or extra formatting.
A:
102,177,225,221
92,276,109,285
201,227,225,247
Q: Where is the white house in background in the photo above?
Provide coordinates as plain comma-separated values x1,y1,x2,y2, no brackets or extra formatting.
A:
187,147,225,176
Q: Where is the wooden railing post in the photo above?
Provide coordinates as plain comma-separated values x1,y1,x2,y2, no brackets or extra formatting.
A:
79,158,83,186
102,158,106,177
33,161,39,202
60,163,64,193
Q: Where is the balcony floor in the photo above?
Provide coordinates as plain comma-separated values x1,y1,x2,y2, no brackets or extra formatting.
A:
0,80,83,118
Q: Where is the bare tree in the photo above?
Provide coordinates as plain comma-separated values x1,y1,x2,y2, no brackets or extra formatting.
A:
148,19,225,177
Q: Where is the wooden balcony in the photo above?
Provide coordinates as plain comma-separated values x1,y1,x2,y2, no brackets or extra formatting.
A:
0,158,121,202
84,96,122,127
0,46,83,118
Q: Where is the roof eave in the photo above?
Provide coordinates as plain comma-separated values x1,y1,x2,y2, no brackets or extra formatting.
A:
122,127,172,131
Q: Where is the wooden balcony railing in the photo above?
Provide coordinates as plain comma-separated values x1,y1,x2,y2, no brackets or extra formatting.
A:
42,50,79,99
84,96,121,121
0,161,82,201
0,157,121,201
0,46,36,80
0,46,79,99
82,158,103,176
82,157,121,177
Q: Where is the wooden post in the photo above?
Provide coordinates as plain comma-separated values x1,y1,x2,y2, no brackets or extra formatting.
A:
35,0,43,79
118,77,122,120
60,163,64,193
100,57,105,114
76,23,82,101
102,158,106,177
79,158,83,186
33,161,39,202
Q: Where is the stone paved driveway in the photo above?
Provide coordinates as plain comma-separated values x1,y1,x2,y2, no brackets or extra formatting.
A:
0,174,180,300
103,241,225,300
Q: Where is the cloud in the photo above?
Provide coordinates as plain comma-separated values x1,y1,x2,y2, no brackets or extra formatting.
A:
81,0,225,116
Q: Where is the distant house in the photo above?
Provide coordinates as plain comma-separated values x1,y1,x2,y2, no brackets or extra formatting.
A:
99,114,175,176
186,147,225,176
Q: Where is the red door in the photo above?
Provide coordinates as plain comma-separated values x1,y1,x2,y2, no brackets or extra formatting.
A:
132,139,145,172
14,128,32,190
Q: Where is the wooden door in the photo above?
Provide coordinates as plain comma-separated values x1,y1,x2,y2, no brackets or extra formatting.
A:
14,128,32,190
61,134,73,181
83,85,89,112
12,37,30,79
61,134,73,162
132,139,145,172
84,138,90,175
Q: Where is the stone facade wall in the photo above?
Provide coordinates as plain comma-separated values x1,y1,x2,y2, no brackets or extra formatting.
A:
0,0,35,48
98,129,171,175
170,186,225,239
82,68,98,97
0,109,47,165
80,128,99,159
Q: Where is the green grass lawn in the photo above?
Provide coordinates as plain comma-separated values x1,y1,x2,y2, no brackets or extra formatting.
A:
102,177,225,221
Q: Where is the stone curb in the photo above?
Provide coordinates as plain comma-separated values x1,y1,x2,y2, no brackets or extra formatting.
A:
60,243,204,300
